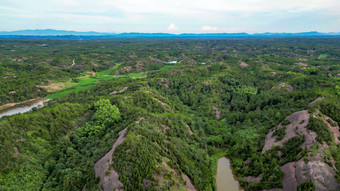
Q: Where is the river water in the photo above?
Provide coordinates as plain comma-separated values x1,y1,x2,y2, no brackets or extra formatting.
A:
216,157,243,191
0,99,49,118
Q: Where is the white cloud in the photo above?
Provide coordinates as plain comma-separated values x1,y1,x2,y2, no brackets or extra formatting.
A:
200,25,217,32
1,0,340,32
167,23,178,31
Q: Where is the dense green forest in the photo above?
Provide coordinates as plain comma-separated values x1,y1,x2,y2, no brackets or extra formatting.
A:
0,38,340,191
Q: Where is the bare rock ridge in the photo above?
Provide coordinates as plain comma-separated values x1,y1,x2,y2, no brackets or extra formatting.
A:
182,173,198,191
110,87,128,95
323,115,340,144
260,110,340,191
262,110,315,154
243,174,262,183
281,143,339,191
94,128,127,191
308,96,324,107
281,162,297,191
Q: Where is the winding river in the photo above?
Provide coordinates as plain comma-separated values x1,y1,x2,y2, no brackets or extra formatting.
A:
0,99,49,118
216,157,243,191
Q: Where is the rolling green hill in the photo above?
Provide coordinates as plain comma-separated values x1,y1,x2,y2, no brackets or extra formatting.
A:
0,38,340,191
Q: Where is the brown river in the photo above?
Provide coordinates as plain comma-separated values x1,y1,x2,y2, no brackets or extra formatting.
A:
0,99,49,118
216,157,243,191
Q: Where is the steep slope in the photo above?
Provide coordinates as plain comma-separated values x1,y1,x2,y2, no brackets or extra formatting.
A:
260,109,340,191
94,128,126,191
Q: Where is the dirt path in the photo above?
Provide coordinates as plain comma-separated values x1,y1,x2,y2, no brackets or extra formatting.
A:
94,128,127,191
68,59,75,68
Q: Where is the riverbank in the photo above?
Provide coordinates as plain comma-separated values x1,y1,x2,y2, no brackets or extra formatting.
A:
0,98,49,118
0,98,47,112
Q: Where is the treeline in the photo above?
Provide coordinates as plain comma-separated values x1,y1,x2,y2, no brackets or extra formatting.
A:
0,102,87,190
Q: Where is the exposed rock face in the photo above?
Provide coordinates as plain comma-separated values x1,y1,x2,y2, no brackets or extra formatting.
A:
323,115,340,144
182,173,197,191
161,124,170,134
289,143,340,191
262,110,340,191
186,124,193,135
161,78,170,89
262,110,316,154
239,62,249,67
278,83,293,92
295,158,339,191
295,62,308,66
213,107,221,120
94,128,127,191
279,146,340,191
281,162,297,191
110,87,128,95
243,174,262,183
308,97,324,107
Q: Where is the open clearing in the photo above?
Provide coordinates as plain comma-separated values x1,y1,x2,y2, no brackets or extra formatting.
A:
45,64,174,99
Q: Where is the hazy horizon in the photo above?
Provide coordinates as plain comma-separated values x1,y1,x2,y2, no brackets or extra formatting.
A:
1,0,340,33
1,29,340,35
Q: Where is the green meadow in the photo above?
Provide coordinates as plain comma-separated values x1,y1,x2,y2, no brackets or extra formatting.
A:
45,63,174,99
318,54,329,59
45,85,96,99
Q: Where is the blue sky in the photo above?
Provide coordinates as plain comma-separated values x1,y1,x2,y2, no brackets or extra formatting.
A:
0,0,339,33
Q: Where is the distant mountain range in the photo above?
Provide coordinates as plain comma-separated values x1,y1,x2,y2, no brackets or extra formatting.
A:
1,29,340,39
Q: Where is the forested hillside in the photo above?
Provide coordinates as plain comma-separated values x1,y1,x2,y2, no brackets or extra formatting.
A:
0,38,339,191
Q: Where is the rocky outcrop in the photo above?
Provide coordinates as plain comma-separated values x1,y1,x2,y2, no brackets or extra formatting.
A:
283,145,339,191
322,115,340,144
182,173,197,191
110,87,128,95
281,162,297,191
308,97,324,107
262,110,316,154
243,174,262,183
94,128,127,191
262,110,340,191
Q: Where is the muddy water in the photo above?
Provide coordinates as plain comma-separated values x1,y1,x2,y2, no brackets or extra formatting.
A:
0,99,49,118
216,157,243,191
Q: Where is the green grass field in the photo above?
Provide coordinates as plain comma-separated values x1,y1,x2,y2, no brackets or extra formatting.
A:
96,63,121,76
45,63,173,99
46,84,96,99
318,54,329,59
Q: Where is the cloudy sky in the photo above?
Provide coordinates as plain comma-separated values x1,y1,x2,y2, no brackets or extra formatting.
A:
0,0,340,33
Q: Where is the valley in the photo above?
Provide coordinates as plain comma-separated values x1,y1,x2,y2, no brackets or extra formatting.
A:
0,38,339,191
